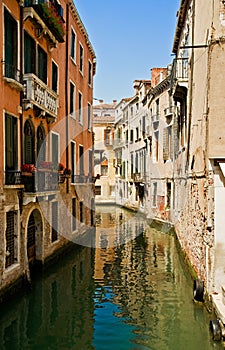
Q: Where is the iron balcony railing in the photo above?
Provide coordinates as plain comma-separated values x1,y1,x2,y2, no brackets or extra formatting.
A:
3,62,21,84
5,170,59,192
5,171,22,185
23,73,58,118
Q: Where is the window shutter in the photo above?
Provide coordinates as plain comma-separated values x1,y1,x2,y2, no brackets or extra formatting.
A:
173,114,179,155
163,127,169,161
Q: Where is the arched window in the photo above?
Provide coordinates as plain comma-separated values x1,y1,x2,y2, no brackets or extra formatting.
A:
37,125,46,162
24,119,35,164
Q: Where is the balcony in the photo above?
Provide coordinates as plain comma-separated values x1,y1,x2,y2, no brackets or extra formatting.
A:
3,62,23,90
22,170,59,192
5,169,59,192
23,74,58,119
171,58,188,85
5,171,22,186
164,106,176,124
113,138,124,149
151,113,160,130
23,0,65,44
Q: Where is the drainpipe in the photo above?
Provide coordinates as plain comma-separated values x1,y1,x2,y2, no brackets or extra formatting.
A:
186,0,195,168
65,4,69,193
19,3,23,171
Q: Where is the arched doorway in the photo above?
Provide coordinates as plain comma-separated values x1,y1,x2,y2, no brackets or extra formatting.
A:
27,209,43,265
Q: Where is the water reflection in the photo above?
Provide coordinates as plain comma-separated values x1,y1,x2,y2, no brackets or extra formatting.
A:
94,205,223,350
0,246,95,350
0,205,223,350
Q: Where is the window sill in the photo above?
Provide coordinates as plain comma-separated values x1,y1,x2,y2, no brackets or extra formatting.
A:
4,263,20,274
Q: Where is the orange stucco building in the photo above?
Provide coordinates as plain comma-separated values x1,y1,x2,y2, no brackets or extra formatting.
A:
0,0,96,301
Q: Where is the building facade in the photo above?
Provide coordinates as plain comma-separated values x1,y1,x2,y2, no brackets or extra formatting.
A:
113,0,225,309
0,0,96,301
93,100,116,204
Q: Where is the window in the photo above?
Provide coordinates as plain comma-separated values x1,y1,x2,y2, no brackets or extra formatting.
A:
72,198,76,231
89,150,92,175
88,61,92,85
79,44,84,73
51,202,58,242
5,114,18,171
101,165,108,176
163,126,172,161
78,92,83,123
136,127,139,141
155,131,159,162
37,125,46,162
80,201,84,223
24,119,34,164
156,99,159,115
52,133,59,168
71,141,76,183
38,46,47,83
5,211,18,268
166,182,171,209
70,82,75,118
24,31,36,74
88,103,91,130
131,153,134,178
142,116,146,138
104,129,111,146
70,29,76,61
153,182,157,207
52,61,58,93
95,186,101,195
135,153,138,173
79,145,84,175
130,129,133,143
4,8,18,80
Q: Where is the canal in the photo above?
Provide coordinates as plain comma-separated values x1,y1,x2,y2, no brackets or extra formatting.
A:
0,205,223,350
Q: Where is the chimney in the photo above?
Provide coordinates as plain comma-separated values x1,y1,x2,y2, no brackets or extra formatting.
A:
99,99,103,104
113,100,117,106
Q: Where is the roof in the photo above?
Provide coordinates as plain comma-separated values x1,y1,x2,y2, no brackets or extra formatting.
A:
93,115,115,124
69,1,96,62
93,103,115,109
172,0,191,54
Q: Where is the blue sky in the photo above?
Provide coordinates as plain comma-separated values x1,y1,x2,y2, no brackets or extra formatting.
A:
74,0,181,103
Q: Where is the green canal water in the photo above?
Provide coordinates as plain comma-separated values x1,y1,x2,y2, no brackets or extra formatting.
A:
0,205,224,350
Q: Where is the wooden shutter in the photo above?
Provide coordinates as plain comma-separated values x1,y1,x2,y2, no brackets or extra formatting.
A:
163,127,169,161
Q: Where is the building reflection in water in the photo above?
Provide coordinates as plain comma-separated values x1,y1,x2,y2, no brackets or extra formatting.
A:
94,205,215,350
0,245,95,350
0,205,217,350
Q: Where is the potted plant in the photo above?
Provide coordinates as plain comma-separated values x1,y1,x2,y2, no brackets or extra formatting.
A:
22,164,37,175
58,163,65,172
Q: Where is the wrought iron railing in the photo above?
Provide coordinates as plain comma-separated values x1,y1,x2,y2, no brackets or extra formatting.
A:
5,171,22,185
3,62,21,83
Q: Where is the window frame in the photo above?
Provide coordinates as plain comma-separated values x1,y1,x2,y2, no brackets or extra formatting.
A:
79,43,84,74
51,60,58,93
78,91,83,124
70,27,76,62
